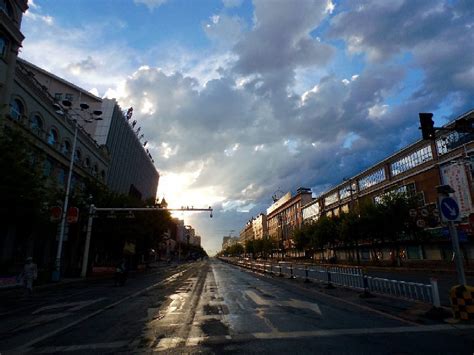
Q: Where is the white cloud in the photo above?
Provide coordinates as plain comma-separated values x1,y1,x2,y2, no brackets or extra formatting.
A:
222,0,243,8
133,0,168,11
368,104,389,119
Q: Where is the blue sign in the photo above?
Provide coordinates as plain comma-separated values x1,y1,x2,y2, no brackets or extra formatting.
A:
440,197,460,221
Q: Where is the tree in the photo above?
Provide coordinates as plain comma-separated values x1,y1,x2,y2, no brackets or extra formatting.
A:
245,239,255,258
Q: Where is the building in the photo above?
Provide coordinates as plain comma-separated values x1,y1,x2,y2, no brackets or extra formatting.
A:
252,213,268,240
0,1,110,270
266,187,313,256
0,0,28,119
301,110,474,262
222,236,239,251
239,221,254,244
18,65,160,201
95,98,159,200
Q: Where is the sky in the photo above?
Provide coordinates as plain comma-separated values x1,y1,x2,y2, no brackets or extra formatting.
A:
21,0,474,255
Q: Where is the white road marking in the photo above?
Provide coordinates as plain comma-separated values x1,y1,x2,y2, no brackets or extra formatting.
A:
15,269,190,352
156,336,184,350
35,341,128,353
32,298,106,314
245,290,322,315
155,324,474,347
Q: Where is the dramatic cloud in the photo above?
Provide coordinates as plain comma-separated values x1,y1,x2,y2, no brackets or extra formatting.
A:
20,0,474,253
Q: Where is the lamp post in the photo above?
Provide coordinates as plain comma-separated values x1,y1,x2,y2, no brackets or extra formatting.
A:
52,100,102,282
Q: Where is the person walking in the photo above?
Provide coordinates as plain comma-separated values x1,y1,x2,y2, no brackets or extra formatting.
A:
22,257,38,296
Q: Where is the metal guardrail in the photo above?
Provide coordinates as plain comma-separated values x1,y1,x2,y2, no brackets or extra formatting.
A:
223,257,441,307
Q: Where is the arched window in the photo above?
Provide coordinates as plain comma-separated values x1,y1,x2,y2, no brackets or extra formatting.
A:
93,164,98,177
10,98,24,120
74,149,82,164
30,114,43,132
61,140,71,156
100,170,106,181
47,128,59,146
43,160,53,177
84,157,91,168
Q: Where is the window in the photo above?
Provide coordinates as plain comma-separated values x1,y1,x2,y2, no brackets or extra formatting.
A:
374,183,417,204
339,183,356,200
65,93,73,102
324,192,338,206
30,115,43,132
43,160,53,177
390,145,433,176
74,149,82,163
84,157,91,168
0,35,7,58
54,93,62,102
93,164,98,176
358,168,386,191
100,170,106,181
436,131,473,156
10,99,23,120
57,168,66,186
61,140,71,156
47,128,58,146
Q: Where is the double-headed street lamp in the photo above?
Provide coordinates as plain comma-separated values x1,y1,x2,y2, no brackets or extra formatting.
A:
52,99,102,282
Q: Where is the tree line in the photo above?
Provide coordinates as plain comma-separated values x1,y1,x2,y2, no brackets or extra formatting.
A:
0,128,188,275
220,192,428,266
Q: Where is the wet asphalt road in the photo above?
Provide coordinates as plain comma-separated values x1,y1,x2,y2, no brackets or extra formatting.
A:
0,259,473,354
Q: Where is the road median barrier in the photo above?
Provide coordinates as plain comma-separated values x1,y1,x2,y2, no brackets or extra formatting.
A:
219,257,441,308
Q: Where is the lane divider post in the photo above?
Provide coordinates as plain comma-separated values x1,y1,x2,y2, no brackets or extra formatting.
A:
304,265,311,283
325,266,335,289
289,264,296,279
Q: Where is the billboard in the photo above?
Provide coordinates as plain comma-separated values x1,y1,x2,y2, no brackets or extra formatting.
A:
440,163,473,218
267,192,292,215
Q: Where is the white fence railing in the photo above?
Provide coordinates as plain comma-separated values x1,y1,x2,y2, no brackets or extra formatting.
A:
224,257,440,307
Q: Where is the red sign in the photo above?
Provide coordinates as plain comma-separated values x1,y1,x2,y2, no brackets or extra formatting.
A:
50,206,62,222
67,207,79,224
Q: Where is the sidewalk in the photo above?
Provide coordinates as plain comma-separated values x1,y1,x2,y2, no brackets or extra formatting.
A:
0,260,178,294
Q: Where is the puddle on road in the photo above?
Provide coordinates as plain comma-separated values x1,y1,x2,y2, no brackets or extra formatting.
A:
200,318,230,336
203,304,229,315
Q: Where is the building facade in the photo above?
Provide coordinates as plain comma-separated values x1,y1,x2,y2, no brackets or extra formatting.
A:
252,213,268,240
239,221,254,244
99,98,159,200
222,236,239,250
266,187,313,255
0,1,110,270
301,110,474,262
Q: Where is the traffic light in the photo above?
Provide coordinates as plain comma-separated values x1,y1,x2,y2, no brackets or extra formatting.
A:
419,112,435,140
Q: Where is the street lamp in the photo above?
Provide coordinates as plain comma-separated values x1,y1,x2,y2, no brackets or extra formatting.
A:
52,99,102,282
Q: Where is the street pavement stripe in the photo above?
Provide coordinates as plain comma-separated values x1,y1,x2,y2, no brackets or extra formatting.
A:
156,324,474,348
238,265,419,326
36,341,128,353
15,268,191,352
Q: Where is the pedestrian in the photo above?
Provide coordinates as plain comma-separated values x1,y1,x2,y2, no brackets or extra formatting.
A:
22,257,38,296
115,258,128,286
